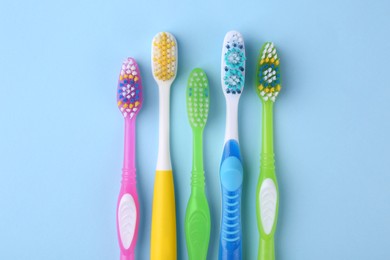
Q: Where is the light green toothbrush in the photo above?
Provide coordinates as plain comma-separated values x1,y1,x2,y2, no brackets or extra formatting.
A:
256,42,282,260
184,68,211,260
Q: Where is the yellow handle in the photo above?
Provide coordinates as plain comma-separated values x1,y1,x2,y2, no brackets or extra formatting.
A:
151,170,177,260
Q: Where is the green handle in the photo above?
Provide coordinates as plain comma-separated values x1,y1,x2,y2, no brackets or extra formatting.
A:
185,129,210,260
257,101,279,260
259,237,275,260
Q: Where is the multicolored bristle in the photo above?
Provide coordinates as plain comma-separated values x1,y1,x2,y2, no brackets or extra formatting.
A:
186,68,210,129
256,42,281,102
117,58,143,118
152,32,178,82
221,31,246,95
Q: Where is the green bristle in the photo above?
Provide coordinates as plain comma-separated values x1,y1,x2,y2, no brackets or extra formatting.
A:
186,68,210,129
256,42,282,102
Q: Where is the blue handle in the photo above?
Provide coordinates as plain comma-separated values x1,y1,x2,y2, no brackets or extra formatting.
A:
219,140,243,260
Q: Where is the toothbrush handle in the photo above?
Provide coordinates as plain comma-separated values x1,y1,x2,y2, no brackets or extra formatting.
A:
219,156,243,260
151,170,177,260
259,237,275,260
257,153,279,260
117,168,139,260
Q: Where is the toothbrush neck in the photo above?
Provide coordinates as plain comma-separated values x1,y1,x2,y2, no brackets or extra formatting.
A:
224,98,239,142
156,84,172,170
123,117,136,170
262,101,274,155
192,129,204,172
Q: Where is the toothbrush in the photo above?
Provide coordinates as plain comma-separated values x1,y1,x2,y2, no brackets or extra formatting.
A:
219,31,246,260
116,57,143,260
184,68,211,260
150,32,178,260
255,42,281,260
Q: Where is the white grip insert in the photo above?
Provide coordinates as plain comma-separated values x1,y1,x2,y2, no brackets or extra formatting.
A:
118,194,137,249
259,178,277,235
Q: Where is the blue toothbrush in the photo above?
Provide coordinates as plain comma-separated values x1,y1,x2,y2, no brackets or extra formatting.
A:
219,30,246,260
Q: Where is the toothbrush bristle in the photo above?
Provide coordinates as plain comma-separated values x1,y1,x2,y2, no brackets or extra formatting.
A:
152,32,178,81
117,58,143,118
256,42,281,102
186,68,209,129
222,31,246,95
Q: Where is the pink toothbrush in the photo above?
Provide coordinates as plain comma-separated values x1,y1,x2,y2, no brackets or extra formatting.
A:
116,57,143,260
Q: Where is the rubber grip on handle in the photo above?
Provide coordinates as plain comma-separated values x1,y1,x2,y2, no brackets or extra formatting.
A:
219,156,243,260
117,169,139,260
257,177,278,260
151,170,177,260
185,188,211,260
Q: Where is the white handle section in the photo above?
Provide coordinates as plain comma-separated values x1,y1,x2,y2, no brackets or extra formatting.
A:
118,194,137,249
259,178,277,235
224,97,239,142
156,83,172,170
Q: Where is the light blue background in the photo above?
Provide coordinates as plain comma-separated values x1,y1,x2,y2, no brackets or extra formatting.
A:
0,0,389,259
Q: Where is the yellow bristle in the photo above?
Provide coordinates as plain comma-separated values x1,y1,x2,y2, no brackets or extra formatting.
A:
117,101,122,106
134,76,139,82
129,75,134,79
153,32,176,81
276,85,281,91
258,84,264,91
271,58,275,63
123,103,128,108
129,104,134,108
265,88,269,93
275,60,280,65
119,76,123,80
265,58,269,62
135,101,140,107
124,74,128,79
271,88,275,92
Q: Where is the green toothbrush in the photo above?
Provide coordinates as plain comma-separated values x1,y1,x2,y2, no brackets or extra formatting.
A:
256,42,282,260
184,68,211,260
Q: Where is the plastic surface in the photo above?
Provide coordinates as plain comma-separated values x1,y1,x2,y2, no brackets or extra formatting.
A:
185,173,211,260
150,170,177,260
117,118,140,260
256,101,279,260
185,68,211,260
220,31,246,142
219,31,245,260
155,84,172,170
150,32,178,259
219,141,243,260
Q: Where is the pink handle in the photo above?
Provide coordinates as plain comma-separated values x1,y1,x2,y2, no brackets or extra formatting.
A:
117,118,139,260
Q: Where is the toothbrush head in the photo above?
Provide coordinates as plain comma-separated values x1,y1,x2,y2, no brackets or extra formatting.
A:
256,42,281,102
117,57,143,118
186,68,210,130
221,31,246,96
152,32,178,83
